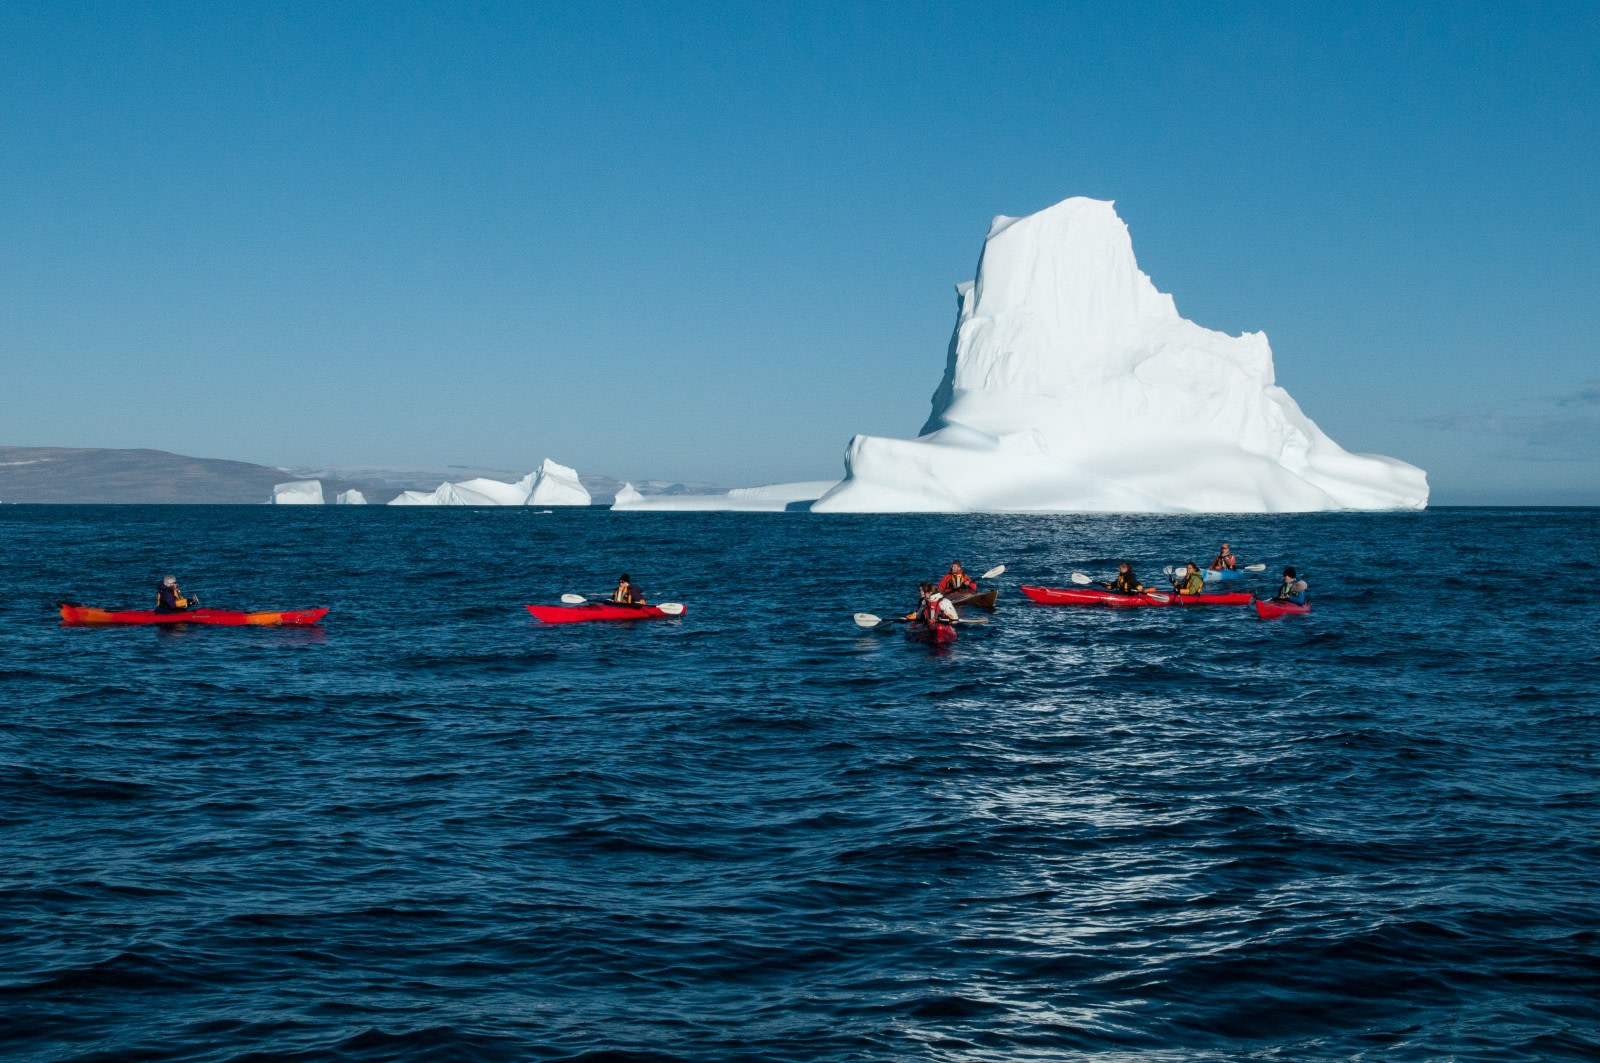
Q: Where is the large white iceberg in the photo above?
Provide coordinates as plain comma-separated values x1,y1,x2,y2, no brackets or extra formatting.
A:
527,459,590,506
384,459,590,506
271,480,324,505
335,489,367,505
813,197,1428,513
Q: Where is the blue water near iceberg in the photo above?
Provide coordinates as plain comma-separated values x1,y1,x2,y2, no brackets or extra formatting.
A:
2,505,1598,1061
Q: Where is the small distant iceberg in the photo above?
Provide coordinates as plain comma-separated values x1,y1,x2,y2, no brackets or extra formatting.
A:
610,480,837,512
386,458,591,506
271,480,324,505
335,489,367,505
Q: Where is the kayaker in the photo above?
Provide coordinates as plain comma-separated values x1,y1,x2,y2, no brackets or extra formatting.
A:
909,581,959,624
1273,567,1309,605
154,575,195,613
612,574,646,605
937,561,977,594
1102,563,1147,595
1171,563,1205,596
1209,543,1238,571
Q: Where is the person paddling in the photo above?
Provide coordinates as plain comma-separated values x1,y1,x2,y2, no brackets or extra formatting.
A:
1209,543,1238,571
908,581,959,624
154,575,195,613
1101,562,1147,595
1171,562,1205,596
612,574,646,606
937,561,977,595
1273,567,1308,605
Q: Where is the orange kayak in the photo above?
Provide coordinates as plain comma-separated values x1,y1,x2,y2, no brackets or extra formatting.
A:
60,605,329,626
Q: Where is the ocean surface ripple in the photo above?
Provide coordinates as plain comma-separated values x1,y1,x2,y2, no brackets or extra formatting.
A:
2,506,1597,1061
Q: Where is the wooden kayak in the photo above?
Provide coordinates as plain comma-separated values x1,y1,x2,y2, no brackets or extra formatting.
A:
59,605,328,626
944,588,998,611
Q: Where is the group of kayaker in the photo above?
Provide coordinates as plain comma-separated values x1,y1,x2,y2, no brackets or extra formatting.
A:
1094,543,1308,604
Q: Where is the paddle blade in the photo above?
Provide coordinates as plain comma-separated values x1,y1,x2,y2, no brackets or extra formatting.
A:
954,615,989,625
560,593,587,604
1069,572,1093,585
1244,563,1267,571
981,564,1005,579
853,612,883,628
1146,591,1173,604
1162,565,1174,576
656,602,685,615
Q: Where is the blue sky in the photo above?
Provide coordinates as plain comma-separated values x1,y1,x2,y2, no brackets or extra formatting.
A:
2,2,1596,503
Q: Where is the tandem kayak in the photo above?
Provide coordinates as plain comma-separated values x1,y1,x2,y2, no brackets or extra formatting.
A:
944,588,998,611
59,605,328,626
1172,591,1254,606
525,602,684,623
1254,598,1310,618
1021,585,1173,608
905,620,957,644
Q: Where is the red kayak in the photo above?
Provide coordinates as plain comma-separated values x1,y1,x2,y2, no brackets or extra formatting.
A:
1254,598,1310,618
525,602,684,624
904,620,957,644
60,605,328,626
1021,585,1173,608
1173,591,1254,606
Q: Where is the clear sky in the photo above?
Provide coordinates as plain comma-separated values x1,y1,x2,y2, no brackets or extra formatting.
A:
2,2,1596,503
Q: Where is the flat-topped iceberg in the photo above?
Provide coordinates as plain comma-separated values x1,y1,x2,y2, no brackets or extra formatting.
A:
271,480,324,505
385,459,591,506
813,197,1428,513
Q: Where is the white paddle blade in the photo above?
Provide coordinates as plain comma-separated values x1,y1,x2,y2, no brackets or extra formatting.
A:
560,593,587,604
955,615,989,625
1245,563,1267,571
1146,591,1172,604
1070,572,1093,585
1162,565,1175,576
656,602,685,615
853,612,883,628
981,565,1005,579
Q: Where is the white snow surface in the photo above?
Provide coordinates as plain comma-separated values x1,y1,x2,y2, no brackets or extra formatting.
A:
611,480,837,512
813,197,1428,513
335,489,367,505
271,480,324,505
384,459,590,506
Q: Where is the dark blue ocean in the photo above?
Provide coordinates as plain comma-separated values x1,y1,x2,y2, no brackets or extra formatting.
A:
2,506,1597,1062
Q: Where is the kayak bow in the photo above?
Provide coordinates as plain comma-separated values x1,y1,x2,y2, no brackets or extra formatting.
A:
944,588,998,611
